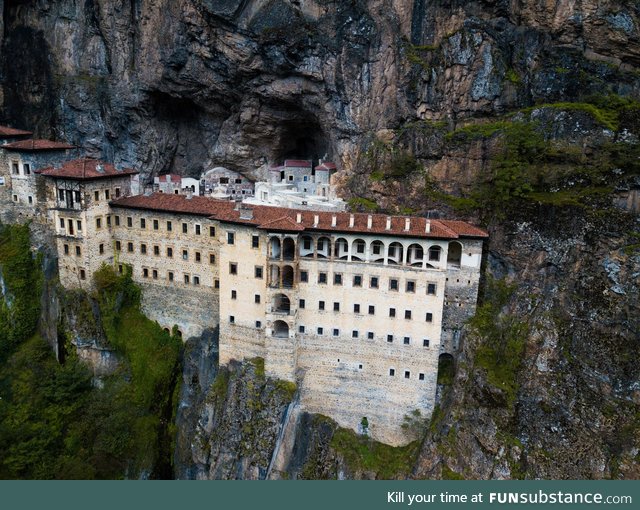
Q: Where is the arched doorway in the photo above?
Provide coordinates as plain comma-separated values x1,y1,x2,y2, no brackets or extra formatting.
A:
270,237,281,259
282,238,296,260
282,265,295,288
447,242,462,267
273,294,291,314
273,320,289,338
387,242,403,265
437,353,455,385
407,244,424,267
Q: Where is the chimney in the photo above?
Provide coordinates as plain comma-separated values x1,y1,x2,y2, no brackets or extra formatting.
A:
349,214,354,228
367,215,372,229
313,214,319,227
165,175,170,182
425,220,431,233
404,218,411,231
186,189,193,200
96,163,104,174
239,204,253,220
331,215,337,227
385,216,392,231
296,212,302,223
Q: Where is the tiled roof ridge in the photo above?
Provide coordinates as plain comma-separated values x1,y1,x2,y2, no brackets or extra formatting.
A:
38,158,138,179
258,215,305,231
3,138,76,151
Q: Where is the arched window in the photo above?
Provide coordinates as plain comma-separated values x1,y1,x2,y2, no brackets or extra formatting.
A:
447,242,462,267
282,238,296,261
388,242,403,265
407,244,424,267
317,237,331,259
282,265,295,288
352,239,366,261
300,235,314,258
335,238,349,260
370,240,385,263
273,294,291,314
428,245,442,262
270,237,281,259
273,320,289,338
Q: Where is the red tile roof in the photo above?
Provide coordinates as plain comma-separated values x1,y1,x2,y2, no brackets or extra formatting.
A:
284,159,312,168
37,158,138,180
0,125,32,138
157,174,181,183
315,162,337,171
110,193,488,239
3,139,76,151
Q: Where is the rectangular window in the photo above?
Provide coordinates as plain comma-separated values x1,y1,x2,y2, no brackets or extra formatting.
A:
367,331,374,340
153,219,159,230
256,321,262,328
300,271,308,283
352,330,359,339
127,217,132,228
333,302,340,312
167,221,172,232
254,294,261,304
141,244,147,254
319,301,325,311
405,310,412,320
427,283,437,295
195,224,201,235
140,218,146,229
153,245,160,256
231,290,237,300
59,218,65,229
389,308,396,318
168,272,174,282
353,275,362,287
389,368,395,376
229,263,237,275
167,247,173,258
389,278,399,291
75,246,81,256
143,268,149,278
115,215,120,226
353,304,361,314
106,215,111,227
184,274,190,284
209,226,215,237
214,279,219,289
94,191,100,201
96,218,102,229
195,251,201,263
28,196,33,205
423,339,430,347
387,335,393,343
252,235,259,248
182,250,188,260
23,163,31,175
115,241,121,251
419,373,425,381
318,272,327,284
406,280,416,293
368,305,375,315
229,316,235,324
77,220,82,232
153,270,158,279
333,273,342,285
182,223,188,234
403,337,410,345
254,266,263,279
11,162,18,174
370,276,379,289
299,299,305,309
426,312,433,322
209,253,215,265
115,188,121,198
104,190,110,200
99,244,104,254
127,242,134,253
64,244,69,255
299,325,305,334
332,328,339,337
404,371,410,379
303,238,311,250
227,232,235,244
317,327,324,335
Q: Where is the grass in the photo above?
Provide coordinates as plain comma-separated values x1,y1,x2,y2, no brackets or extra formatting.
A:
348,197,379,212
330,427,419,479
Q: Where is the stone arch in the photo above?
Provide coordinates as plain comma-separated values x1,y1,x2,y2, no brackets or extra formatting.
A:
282,237,296,261
370,240,385,263
447,241,462,267
282,265,295,288
335,237,349,260
351,239,366,261
428,245,442,262
300,235,314,258
407,243,424,267
387,242,403,265
272,320,289,338
273,293,291,314
270,237,281,259
317,236,331,258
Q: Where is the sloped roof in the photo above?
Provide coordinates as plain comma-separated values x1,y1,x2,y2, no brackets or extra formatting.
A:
284,159,312,168
315,162,337,171
3,139,76,151
110,193,488,240
0,125,32,138
37,158,138,180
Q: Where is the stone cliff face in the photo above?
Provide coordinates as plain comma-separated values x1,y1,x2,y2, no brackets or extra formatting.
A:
2,0,639,479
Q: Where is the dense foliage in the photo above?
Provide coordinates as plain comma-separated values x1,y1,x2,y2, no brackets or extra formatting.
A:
0,255,182,479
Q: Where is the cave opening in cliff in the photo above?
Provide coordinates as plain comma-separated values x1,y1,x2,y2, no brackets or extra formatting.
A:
274,117,330,165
